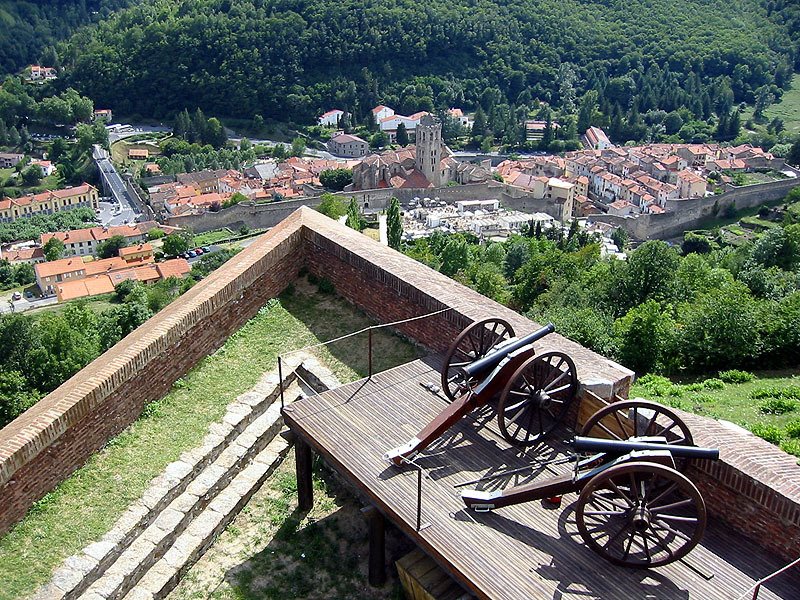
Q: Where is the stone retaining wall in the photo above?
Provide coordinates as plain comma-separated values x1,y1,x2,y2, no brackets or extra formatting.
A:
594,177,800,239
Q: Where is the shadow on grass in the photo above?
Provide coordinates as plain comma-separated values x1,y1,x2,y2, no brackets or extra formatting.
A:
222,459,412,600
279,279,428,381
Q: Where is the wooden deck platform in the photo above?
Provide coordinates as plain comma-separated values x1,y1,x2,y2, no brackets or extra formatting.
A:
282,358,799,600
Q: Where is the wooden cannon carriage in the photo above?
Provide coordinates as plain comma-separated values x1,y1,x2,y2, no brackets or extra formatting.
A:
461,400,720,568
384,318,579,465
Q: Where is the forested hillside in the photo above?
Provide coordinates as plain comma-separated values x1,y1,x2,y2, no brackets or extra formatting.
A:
0,1,136,75
58,0,797,128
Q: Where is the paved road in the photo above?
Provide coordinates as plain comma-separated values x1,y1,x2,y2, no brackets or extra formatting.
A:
0,296,57,315
93,145,143,224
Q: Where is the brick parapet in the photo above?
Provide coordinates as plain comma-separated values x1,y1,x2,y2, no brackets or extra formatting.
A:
0,211,305,532
682,413,800,559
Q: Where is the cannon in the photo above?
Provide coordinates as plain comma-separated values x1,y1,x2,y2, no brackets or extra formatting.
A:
460,400,719,568
385,319,578,465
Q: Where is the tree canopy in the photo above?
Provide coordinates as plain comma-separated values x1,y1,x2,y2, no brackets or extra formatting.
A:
54,0,797,137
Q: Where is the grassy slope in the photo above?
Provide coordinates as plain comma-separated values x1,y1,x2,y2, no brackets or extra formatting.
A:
0,283,424,600
740,73,800,136
631,371,800,458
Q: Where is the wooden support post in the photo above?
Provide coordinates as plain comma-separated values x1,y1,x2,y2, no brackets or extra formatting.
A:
361,505,386,587
295,438,313,511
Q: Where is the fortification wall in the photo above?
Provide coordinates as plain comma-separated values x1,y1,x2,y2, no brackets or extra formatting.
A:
165,181,559,233
593,178,800,239
0,207,797,561
0,213,306,534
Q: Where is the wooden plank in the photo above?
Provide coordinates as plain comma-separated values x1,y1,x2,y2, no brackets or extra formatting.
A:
283,359,800,600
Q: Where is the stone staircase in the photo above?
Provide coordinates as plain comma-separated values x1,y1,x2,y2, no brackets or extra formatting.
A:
34,355,339,600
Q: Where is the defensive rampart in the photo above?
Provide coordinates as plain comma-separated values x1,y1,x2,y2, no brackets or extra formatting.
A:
593,178,800,239
0,208,797,561
164,181,567,232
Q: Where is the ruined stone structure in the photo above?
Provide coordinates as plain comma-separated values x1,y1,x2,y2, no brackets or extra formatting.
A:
1,208,798,563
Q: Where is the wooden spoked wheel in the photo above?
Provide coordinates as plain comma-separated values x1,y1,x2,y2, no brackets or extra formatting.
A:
497,351,578,446
576,461,707,568
440,318,514,400
580,400,694,470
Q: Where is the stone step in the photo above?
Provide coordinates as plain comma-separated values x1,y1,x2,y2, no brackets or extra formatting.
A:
35,354,340,600
124,435,291,600
78,390,291,600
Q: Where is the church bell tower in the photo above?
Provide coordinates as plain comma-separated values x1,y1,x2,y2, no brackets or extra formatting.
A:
416,115,442,186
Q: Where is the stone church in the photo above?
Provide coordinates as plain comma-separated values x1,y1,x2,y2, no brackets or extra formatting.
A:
351,115,490,190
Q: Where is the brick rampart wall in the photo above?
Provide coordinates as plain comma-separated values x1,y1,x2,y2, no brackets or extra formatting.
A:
0,212,305,534
683,414,800,560
0,207,798,563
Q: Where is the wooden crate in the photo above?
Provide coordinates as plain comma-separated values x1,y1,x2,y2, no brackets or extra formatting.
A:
397,549,472,600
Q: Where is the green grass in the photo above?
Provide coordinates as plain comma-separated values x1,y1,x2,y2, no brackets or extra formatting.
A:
764,74,800,135
740,74,800,136
26,294,119,318
0,168,60,196
632,370,800,459
193,228,235,247
0,283,424,599
172,452,407,600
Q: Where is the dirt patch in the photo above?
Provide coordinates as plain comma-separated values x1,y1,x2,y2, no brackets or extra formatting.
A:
169,450,413,600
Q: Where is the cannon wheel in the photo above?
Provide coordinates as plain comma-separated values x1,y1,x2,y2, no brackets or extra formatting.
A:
576,461,707,568
580,400,694,471
497,351,578,446
441,318,515,401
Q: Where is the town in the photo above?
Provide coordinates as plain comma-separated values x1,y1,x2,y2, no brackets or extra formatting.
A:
1,93,796,313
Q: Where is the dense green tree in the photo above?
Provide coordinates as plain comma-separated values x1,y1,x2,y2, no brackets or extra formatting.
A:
162,232,191,257
316,193,348,219
43,237,65,261
440,234,470,277
613,301,677,374
96,234,128,259
395,123,409,147
787,139,800,167
319,168,353,191
21,165,42,186
290,137,306,157
345,198,364,231
386,197,403,250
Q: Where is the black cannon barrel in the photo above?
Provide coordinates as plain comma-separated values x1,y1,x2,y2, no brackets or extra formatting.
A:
572,436,720,461
461,322,555,380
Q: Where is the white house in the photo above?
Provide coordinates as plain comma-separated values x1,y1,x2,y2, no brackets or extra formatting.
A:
379,112,431,143
371,105,395,124
318,109,345,127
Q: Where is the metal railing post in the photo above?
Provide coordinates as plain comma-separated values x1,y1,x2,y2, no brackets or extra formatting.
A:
278,355,285,410
368,328,373,380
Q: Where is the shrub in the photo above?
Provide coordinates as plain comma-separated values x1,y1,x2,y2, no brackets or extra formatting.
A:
688,393,713,404
684,383,705,392
718,369,755,384
636,374,684,397
779,438,800,458
758,398,798,415
751,423,783,444
785,420,800,439
750,385,800,401
702,378,725,390
317,277,335,294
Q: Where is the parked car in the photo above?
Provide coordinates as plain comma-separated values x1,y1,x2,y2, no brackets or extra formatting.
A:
24,291,33,299
201,246,211,253
187,251,197,258
11,292,22,300
193,248,204,255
